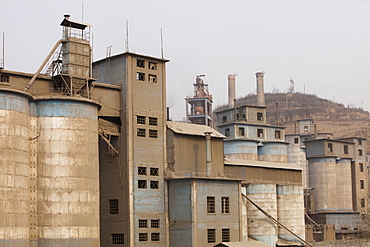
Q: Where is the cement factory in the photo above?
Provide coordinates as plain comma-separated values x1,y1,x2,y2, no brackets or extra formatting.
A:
0,15,369,247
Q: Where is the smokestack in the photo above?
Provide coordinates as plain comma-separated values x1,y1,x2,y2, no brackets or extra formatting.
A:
256,72,265,107
228,74,236,106
205,132,212,177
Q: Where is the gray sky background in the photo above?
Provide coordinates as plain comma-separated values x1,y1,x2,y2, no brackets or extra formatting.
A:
1,0,370,121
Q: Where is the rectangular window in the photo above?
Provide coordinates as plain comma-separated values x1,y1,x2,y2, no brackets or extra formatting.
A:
304,126,309,133
257,129,264,138
328,143,333,152
148,74,157,83
148,61,157,70
358,140,362,145
149,129,158,138
344,145,348,154
137,128,146,137
138,166,147,175
138,180,147,189
150,180,159,189
137,59,145,68
139,233,148,242
0,74,9,83
294,137,299,144
207,229,216,243
257,112,263,121
109,199,119,214
138,219,148,228
361,198,365,208
222,116,227,124
359,149,363,156
221,197,229,214
222,228,230,242
151,219,160,228
151,233,160,242
360,163,364,172
112,233,124,245
137,115,146,124
275,130,281,139
225,128,230,137
236,113,239,120
239,127,245,136
149,117,158,126
360,180,364,189
150,167,159,176
242,114,246,120
207,196,215,214
136,72,145,81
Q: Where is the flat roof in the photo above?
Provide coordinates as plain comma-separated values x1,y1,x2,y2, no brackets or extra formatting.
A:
225,158,301,171
167,121,225,138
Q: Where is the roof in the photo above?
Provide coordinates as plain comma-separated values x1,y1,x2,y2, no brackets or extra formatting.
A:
214,240,271,247
224,158,301,171
93,51,169,64
60,17,92,30
167,121,225,138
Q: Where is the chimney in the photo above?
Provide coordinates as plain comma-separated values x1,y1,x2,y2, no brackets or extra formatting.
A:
228,74,236,106
256,72,265,107
205,132,212,177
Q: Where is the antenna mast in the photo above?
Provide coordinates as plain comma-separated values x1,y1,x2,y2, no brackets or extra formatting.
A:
1,33,4,69
160,28,164,59
125,20,129,52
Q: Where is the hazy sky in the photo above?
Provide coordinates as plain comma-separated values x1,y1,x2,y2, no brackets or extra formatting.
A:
1,0,370,121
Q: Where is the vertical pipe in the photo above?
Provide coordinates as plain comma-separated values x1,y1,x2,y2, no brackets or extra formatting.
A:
256,72,265,107
205,132,212,177
228,74,236,106
275,102,279,126
313,124,317,139
233,99,237,121
166,107,170,121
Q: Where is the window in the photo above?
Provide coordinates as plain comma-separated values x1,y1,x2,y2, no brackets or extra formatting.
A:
257,112,263,121
112,234,124,245
222,229,230,242
109,199,119,214
207,229,216,243
137,59,145,68
151,219,160,228
148,61,157,70
139,219,148,228
236,113,239,120
257,129,264,138
242,114,246,120
137,128,146,137
359,149,363,156
360,163,364,172
137,115,146,124
328,143,333,152
149,117,157,126
275,130,281,139
361,198,365,208
148,74,157,83
151,233,160,242
221,197,229,214
239,127,245,136
149,129,158,138
294,138,299,144
360,180,364,189
304,126,309,133
344,145,348,154
150,167,159,176
136,72,145,81
0,74,9,83
138,166,147,175
138,180,147,189
225,128,230,137
139,233,148,241
222,116,227,124
207,197,215,213
150,180,159,189
358,140,362,145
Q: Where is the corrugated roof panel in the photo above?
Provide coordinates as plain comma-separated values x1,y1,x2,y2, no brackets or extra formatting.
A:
167,121,225,138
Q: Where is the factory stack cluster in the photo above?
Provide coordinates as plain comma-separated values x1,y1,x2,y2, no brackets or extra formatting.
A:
0,15,368,247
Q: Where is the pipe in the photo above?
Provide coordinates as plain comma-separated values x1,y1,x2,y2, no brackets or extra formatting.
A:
25,39,64,92
256,72,265,107
228,74,236,106
233,99,237,121
205,132,212,177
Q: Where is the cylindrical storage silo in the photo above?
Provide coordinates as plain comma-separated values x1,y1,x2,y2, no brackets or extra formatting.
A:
224,140,258,161
0,89,32,246
277,185,305,244
308,157,337,211
246,184,278,246
34,97,100,246
335,158,353,211
258,142,287,163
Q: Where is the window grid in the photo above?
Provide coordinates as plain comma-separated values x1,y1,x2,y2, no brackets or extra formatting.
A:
112,233,124,245
257,112,263,121
0,74,9,83
151,219,160,228
138,166,147,175
137,128,146,137
222,228,230,242
150,180,159,189
207,229,216,243
149,117,158,126
151,233,160,242
109,199,119,214
139,233,148,241
148,62,157,70
239,127,245,136
148,74,157,83
138,180,147,189
207,197,215,214
137,116,146,124
149,129,158,138
150,167,159,176
359,149,363,156
137,59,145,68
221,197,230,214
138,219,148,228
136,72,145,81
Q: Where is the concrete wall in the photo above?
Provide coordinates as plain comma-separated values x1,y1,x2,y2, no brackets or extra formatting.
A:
286,135,308,188
224,140,258,161
258,142,288,163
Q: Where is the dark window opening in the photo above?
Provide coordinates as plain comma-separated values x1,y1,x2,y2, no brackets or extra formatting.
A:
222,229,230,242
328,143,333,152
150,180,159,189
275,130,281,139
222,116,227,124
112,234,124,245
151,233,160,242
0,74,9,83
136,72,145,81
361,198,365,208
358,140,362,145
109,199,119,214
225,128,230,137
257,112,263,121
138,166,147,175
149,117,158,126
360,163,364,172
344,145,348,154
137,59,145,68
139,219,148,228
359,149,363,156
149,129,158,138
137,115,146,124
207,196,215,213
138,180,147,189
148,74,157,83
239,127,245,136
207,229,216,243
151,219,160,228
137,128,146,137
294,137,299,144
360,180,364,189
139,233,148,242
148,61,157,70
257,129,264,138
150,167,159,176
